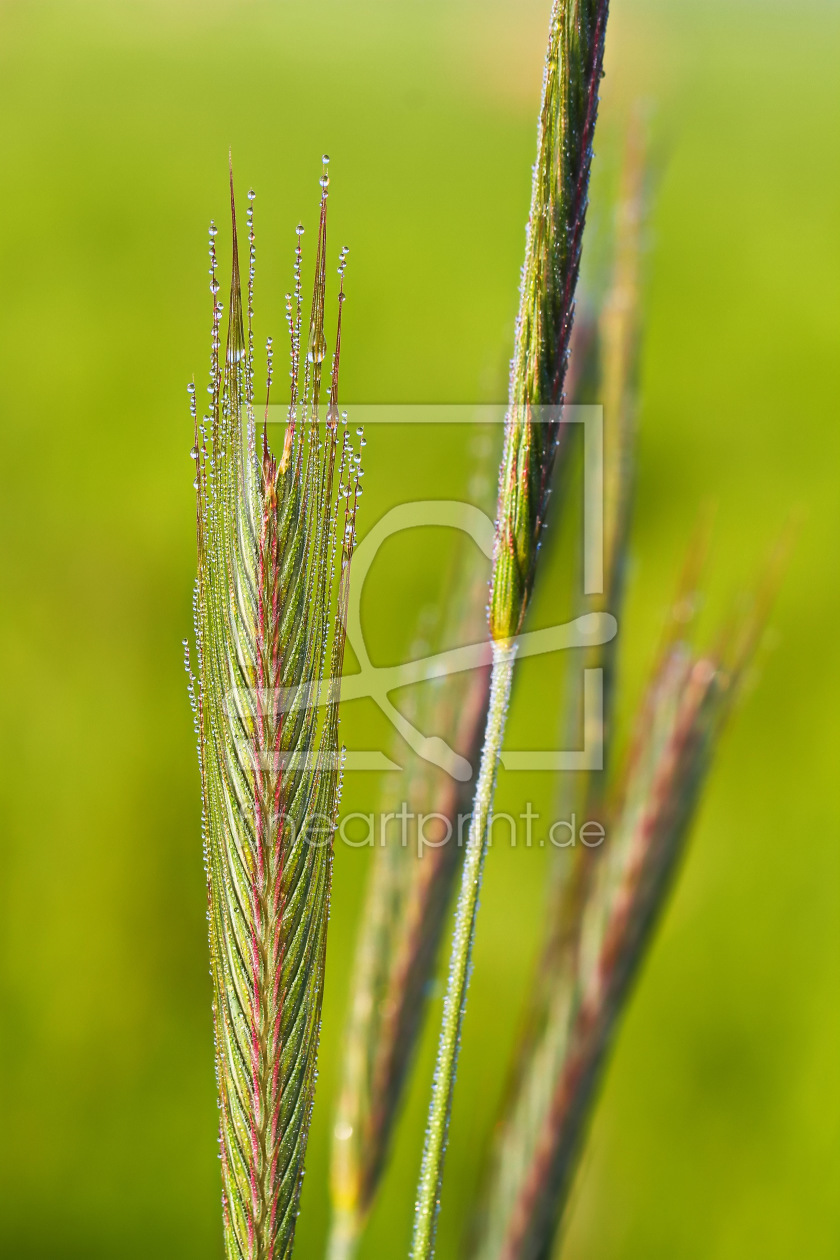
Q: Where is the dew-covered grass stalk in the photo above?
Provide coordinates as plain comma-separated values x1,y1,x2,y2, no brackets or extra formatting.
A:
410,639,516,1258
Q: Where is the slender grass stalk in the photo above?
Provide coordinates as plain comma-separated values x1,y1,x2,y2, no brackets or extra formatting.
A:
187,160,360,1260
543,117,645,961
329,551,491,1260
466,133,646,1260
411,4,610,1255
590,118,644,746
539,115,647,1050
412,638,517,1258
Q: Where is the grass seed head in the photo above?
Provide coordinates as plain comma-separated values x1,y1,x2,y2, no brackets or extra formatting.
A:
191,160,358,1260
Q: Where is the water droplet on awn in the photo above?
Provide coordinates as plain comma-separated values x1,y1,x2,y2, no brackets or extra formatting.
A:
308,333,327,364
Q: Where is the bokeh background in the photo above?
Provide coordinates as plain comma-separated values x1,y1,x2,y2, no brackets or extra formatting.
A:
0,0,838,1256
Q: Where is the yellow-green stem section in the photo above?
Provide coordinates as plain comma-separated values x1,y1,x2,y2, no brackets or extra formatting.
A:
327,1209,360,1260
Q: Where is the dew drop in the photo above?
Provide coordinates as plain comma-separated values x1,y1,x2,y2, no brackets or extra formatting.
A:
307,332,327,364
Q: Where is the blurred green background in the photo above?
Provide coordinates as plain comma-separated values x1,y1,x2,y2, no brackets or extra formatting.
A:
0,0,838,1255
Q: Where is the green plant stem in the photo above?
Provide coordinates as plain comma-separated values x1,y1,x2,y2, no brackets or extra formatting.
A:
411,639,517,1259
